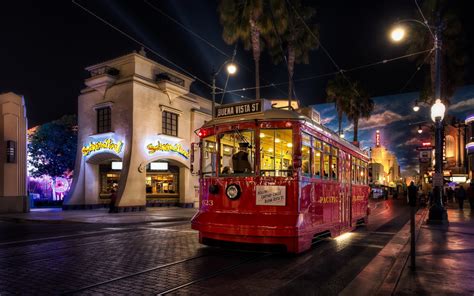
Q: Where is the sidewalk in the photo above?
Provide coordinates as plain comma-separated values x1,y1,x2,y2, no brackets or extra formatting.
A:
0,207,197,224
342,203,474,296
394,206,474,295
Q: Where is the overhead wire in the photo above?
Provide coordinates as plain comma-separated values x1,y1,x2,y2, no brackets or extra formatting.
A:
268,0,300,108
414,0,435,39
399,47,434,92
72,0,252,100
285,0,360,96
143,0,288,100
217,48,432,95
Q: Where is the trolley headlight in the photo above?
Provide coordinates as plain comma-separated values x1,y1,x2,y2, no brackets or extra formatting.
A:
226,184,241,200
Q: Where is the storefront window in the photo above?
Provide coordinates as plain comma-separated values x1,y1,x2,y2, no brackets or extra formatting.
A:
146,165,179,196
99,163,120,198
260,129,292,176
219,130,255,175
202,135,217,177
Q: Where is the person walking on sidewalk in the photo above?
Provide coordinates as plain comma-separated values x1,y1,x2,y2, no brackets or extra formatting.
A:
467,183,474,210
109,187,118,213
456,185,466,210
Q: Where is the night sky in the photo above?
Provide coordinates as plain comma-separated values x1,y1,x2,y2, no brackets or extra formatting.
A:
2,1,473,173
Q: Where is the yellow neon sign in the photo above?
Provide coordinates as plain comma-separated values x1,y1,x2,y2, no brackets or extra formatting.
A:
146,141,189,159
82,138,124,156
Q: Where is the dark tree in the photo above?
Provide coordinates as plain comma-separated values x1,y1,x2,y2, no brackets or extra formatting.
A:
28,115,77,178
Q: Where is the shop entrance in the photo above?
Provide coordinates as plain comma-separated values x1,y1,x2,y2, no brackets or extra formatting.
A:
99,161,122,200
145,160,184,206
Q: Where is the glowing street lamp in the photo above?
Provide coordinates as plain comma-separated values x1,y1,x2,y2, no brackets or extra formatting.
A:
211,61,238,119
390,26,406,42
417,125,423,134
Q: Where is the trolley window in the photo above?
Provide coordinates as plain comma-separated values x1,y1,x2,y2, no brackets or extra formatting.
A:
260,129,293,177
302,133,311,176
219,129,255,175
312,137,322,178
331,147,338,180
322,143,330,179
202,135,217,177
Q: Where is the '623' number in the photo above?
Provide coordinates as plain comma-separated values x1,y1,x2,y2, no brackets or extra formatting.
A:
202,200,214,206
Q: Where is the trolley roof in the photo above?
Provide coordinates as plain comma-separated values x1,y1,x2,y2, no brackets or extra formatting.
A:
202,99,369,159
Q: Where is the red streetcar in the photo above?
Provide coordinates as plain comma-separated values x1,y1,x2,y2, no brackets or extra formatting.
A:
191,100,370,253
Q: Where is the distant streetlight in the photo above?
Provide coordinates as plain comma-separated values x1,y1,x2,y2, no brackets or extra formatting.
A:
413,101,420,112
417,125,423,134
211,61,238,119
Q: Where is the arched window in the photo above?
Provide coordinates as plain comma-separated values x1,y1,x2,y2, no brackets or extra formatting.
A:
445,135,455,158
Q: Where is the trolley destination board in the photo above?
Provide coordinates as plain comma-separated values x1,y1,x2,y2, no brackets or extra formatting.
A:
215,100,262,118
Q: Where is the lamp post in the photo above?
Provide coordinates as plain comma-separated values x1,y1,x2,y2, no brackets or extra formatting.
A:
211,62,238,119
390,15,448,224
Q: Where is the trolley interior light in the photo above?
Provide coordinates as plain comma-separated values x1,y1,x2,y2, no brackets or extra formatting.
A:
287,143,293,148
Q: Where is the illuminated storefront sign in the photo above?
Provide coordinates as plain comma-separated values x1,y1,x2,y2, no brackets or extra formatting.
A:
146,141,189,159
375,130,380,147
82,138,124,156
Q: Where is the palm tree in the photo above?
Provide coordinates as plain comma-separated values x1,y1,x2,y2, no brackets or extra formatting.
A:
406,0,467,104
326,74,351,136
346,83,374,144
219,0,281,100
265,0,319,101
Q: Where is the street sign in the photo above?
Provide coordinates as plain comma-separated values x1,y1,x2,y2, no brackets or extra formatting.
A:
432,173,443,187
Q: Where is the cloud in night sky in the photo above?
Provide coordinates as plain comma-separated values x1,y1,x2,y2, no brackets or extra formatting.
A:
312,85,474,177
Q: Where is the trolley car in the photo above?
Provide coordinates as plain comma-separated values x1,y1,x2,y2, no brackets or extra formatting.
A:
191,100,370,253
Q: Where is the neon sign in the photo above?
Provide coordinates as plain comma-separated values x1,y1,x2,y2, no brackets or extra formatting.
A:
82,138,124,156
147,141,189,159
375,130,380,147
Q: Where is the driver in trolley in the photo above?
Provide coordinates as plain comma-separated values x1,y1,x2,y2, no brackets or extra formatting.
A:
232,142,252,173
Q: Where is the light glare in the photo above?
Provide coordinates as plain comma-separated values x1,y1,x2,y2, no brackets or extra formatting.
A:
226,63,237,75
391,27,405,42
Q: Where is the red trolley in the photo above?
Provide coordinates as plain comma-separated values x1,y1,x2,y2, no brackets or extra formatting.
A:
191,100,370,253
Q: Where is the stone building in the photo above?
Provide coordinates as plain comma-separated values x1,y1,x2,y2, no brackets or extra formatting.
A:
64,52,212,210
0,92,28,213
370,130,401,187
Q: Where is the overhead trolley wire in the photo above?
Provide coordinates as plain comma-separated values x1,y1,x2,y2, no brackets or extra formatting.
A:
72,0,252,100
143,0,288,101
399,47,434,92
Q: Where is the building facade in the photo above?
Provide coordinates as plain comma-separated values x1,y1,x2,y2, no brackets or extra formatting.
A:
0,92,28,213
64,52,211,210
370,130,401,187
466,114,474,182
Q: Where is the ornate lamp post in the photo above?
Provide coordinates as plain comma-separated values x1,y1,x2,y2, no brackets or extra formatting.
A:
211,62,238,119
429,99,448,223
390,14,448,223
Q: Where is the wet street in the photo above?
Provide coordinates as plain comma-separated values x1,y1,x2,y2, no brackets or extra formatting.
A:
0,198,411,295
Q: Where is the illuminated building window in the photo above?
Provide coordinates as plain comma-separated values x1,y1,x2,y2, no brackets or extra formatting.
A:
162,111,178,137
446,135,455,158
97,107,111,133
146,165,179,196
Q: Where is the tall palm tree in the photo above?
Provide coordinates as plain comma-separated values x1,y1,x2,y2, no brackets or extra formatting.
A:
326,74,351,136
219,0,281,100
265,0,319,101
346,83,374,144
406,0,467,104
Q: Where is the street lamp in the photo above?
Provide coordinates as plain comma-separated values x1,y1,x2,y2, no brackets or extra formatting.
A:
211,61,238,119
413,100,420,112
417,125,423,134
389,16,448,223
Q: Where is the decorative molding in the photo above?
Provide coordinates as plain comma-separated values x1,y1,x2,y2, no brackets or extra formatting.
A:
159,104,183,116
92,101,114,110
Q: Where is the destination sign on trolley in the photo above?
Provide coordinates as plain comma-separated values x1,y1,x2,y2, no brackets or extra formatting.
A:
215,100,262,118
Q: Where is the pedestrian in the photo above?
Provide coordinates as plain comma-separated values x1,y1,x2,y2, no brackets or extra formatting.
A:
455,185,466,210
467,183,474,210
109,187,118,213
408,181,417,207
447,187,454,203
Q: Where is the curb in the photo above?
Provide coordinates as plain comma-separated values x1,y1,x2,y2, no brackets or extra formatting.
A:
340,206,428,296
375,207,428,295
0,216,192,225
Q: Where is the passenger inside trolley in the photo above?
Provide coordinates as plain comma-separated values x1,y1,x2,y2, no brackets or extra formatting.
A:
232,142,252,173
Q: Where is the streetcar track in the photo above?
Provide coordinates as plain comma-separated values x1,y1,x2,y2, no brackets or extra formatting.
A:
157,253,273,295
61,254,210,295
0,221,190,260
